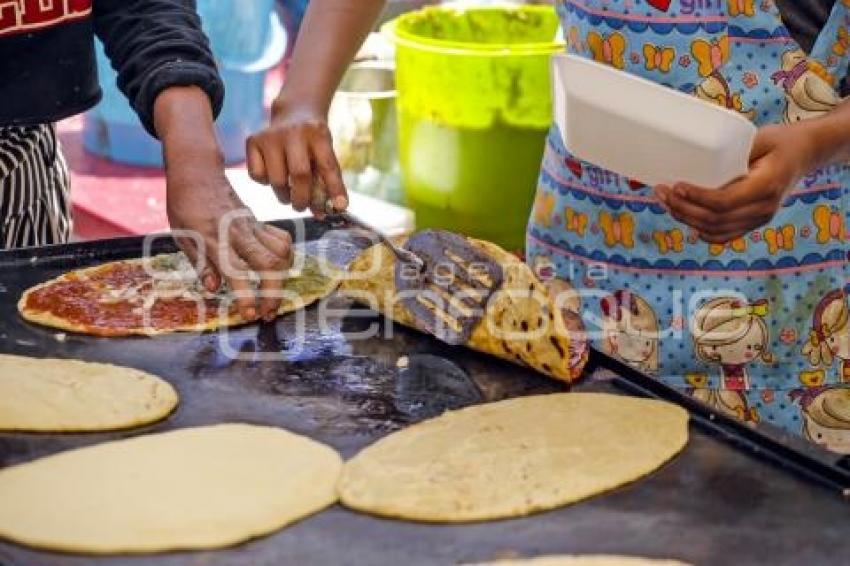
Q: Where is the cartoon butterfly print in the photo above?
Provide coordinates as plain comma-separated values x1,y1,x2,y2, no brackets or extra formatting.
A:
833,26,850,57
533,191,557,228
598,211,635,249
567,26,582,52
564,207,589,237
813,205,845,244
653,229,684,254
763,225,796,255
588,32,627,70
643,44,675,73
728,0,756,17
709,237,747,256
691,36,730,77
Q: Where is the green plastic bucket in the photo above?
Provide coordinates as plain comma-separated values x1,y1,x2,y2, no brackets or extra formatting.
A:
384,5,563,252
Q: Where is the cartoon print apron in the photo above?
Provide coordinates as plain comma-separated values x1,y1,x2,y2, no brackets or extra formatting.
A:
527,0,850,453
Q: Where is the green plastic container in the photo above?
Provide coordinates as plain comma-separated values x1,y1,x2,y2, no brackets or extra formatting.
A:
384,5,563,252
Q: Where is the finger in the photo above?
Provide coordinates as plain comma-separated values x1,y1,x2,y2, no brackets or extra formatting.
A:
255,224,294,266
665,195,773,235
176,235,220,291
696,215,769,241
699,230,752,245
311,137,348,213
259,141,292,205
213,241,258,321
285,143,313,212
670,179,763,213
749,127,776,162
246,138,269,184
234,229,291,320
208,237,257,320
653,184,672,210
309,180,329,219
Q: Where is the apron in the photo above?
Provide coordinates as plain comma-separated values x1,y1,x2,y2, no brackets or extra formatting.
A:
0,124,71,249
527,0,850,453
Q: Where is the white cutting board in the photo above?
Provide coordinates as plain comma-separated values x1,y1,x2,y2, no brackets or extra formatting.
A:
226,169,415,237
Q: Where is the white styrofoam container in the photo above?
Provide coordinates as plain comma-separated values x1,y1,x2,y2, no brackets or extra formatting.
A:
551,53,757,188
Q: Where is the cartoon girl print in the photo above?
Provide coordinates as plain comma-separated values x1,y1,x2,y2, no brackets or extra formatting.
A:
803,288,850,383
600,290,659,374
771,49,839,124
692,36,756,120
692,297,774,391
790,370,850,454
686,373,760,424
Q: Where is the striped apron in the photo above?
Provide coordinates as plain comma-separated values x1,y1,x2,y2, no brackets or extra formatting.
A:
0,124,72,249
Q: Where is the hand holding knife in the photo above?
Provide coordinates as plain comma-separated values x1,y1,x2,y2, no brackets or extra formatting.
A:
322,198,425,271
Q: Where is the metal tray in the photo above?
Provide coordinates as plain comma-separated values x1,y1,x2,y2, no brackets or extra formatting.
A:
1,220,849,566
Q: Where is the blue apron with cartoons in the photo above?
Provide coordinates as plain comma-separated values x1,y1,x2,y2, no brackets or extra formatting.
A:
528,0,850,453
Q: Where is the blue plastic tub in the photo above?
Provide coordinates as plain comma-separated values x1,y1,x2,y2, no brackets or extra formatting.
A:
83,2,286,166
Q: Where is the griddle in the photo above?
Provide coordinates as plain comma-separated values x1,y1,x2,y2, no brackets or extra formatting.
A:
1,220,849,566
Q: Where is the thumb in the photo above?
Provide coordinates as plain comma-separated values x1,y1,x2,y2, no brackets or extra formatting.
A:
749,127,777,164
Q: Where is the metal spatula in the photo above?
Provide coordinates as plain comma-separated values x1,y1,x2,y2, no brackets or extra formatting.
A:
324,198,502,344
393,230,504,345
327,209,424,270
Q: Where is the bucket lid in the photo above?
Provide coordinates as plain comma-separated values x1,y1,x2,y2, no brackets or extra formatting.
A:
383,5,564,57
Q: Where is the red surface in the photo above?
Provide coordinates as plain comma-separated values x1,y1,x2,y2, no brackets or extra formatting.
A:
62,65,284,240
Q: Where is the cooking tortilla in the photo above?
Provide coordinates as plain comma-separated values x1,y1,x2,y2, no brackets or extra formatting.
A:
474,556,690,566
339,393,688,523
18,252,341,337
0,424,342,554
0,354,178,432
340,235,585,382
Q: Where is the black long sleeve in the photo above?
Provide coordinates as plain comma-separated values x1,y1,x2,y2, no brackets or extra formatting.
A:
93,0,225,138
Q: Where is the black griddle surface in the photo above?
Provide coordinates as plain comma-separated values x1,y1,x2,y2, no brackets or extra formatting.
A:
0,222,848,566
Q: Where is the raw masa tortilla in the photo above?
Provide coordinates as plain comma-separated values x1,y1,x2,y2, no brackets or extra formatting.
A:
18,252,341,337
0,354,178,432
475,556,691,566
339,393,688,522
0,424,342,554
340,236,585,383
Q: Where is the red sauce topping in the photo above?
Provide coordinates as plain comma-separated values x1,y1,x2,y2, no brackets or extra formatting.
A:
25,263,233,336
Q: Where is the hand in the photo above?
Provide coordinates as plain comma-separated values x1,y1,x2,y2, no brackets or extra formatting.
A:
154,86,294,322
653,123,818,244
246,101,348,217
167,166,294,322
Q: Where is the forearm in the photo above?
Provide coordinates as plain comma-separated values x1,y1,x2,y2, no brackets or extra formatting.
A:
798,99,850,169
154,86,224,179
274,0,386,117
